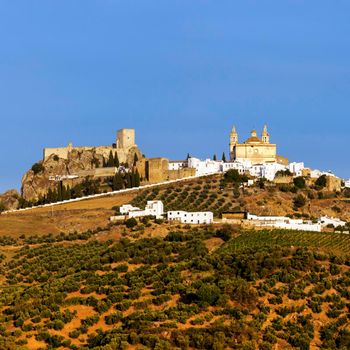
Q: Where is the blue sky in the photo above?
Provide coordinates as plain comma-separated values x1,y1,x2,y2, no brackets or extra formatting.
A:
0,1,349,193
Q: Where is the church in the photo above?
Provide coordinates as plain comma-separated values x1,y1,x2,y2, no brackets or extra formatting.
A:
229,125,289,165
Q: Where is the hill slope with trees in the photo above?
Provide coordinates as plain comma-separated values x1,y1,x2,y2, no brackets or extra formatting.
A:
0,224,349,349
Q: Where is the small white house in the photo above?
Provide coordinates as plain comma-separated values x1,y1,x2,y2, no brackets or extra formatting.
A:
288,162,305,177
248,162,287,181
247,213,321,232
128,200,164,219
221,160,251,174
120,204,140,215
169,160,187,171
344,179,350,188
310,169,335,179
188,157,222,176
167,211,213,224
318,216,347,228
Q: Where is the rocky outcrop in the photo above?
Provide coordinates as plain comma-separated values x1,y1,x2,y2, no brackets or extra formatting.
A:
21,147,141,202
0,189,20,211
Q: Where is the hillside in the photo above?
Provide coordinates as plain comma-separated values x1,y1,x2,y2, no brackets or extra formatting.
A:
0,224,349,349
0,172,349,349
1,174,349,237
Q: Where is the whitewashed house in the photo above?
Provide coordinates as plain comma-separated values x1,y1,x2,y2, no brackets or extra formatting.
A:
247,213,321,232
248,162,287,181
120,204,140,215
128,200,164,219
344,179,350,188
310,169,335,179
318,216,347,228
221,160,251,174
288,162,305,177
168,160,187,171
167,210,213,224
187,157,223,176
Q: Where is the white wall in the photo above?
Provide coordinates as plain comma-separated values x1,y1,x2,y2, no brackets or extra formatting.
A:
167,210,213,224
169,161,187,171
120,204,140,214
188,157,222,176
289,162,305,176
318,216,346,227
127,200,164,219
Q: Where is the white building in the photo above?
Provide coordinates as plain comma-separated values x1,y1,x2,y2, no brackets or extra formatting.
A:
318,216,347,228
128,200,164,219
288,162,305,177
247,213,321,232
167,210,213,224
344,179,350,188
169,160,187,171
188,157,223,176
249,162,287,181
120,204,140,215
310,169,335,179
221,160,252,174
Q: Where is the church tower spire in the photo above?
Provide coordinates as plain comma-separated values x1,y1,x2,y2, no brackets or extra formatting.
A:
229,125,238,160
262,124,270,144
230,126,238,150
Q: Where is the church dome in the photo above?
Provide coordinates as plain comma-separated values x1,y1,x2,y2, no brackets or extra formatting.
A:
245,136,262,143
245,129,261,143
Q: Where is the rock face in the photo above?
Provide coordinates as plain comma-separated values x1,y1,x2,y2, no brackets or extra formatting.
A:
0,189,20,211
21,147,141,202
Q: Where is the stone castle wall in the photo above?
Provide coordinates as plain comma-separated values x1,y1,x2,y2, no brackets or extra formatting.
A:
136,157,196,184
43,128,139,165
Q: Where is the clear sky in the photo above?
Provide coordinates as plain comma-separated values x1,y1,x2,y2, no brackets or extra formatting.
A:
0,1,349,193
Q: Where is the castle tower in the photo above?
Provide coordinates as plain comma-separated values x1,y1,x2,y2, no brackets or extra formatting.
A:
116,129,136,150
261,124,270,144
229,126,238,152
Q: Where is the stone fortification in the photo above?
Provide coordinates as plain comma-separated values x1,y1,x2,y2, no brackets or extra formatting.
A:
136,157,195,184
22,149,106,201
43,129,140,165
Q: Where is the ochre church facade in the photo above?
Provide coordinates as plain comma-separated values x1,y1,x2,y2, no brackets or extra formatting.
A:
229,125,288,165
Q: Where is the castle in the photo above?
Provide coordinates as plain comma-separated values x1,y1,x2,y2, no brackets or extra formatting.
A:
229,125,288,165
43,128,141,165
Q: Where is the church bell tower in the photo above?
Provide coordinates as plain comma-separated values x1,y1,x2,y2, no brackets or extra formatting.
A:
229,126,238,160
262,124,270,144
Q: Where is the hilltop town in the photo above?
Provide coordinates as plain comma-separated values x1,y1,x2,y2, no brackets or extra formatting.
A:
1,125,349,218
0,125,349,350
0,124,349,235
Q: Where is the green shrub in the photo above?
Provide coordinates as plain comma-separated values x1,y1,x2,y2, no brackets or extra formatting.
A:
125,218,138,228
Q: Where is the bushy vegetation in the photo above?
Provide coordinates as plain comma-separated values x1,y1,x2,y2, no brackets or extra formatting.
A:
0,226,349,349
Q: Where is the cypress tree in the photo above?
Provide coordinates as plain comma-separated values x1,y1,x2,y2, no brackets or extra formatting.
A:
66,185,72,200
57,183,63,202
131,171,136,188
213,154,217,161
114,153,120,168
222,152,226,162
47,188,53,203
108,151,114,167
133,153,139,166
134,170,140,187
126,172,132,188
112,173,124,191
